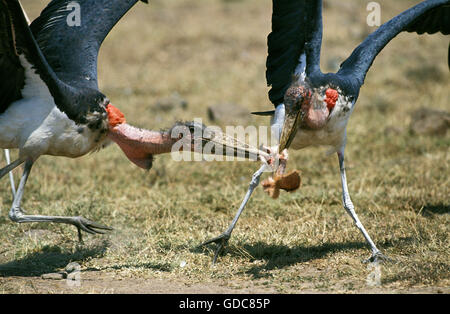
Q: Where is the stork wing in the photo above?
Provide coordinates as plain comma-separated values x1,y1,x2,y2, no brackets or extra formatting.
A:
0,0,69,115
266,0,323,105
338,0,449,86
30,0,147,90
0,0,25,114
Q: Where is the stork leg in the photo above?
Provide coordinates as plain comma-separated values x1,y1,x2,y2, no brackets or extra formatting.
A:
199,164,269,264
4,150,16,198
0,156,24,180
7,159,112,242
337,150,390,263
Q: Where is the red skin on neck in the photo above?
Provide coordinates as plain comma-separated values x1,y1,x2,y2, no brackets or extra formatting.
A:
302,88,338,129
106,104,126,127
325,88,339,111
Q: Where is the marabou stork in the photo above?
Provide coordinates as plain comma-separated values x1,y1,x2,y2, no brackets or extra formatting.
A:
201,0,449,263
0,0,199,241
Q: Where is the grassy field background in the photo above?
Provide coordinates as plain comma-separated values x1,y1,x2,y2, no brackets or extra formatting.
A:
0,0,448,293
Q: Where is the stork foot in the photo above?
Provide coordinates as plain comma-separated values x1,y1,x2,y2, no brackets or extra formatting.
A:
72,216,113,243
364,251,393,264
7,159,113,243
9,208,113,243
199,233,231,264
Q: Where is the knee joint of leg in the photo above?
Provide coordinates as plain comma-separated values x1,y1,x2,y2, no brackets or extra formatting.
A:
250,175,261,187
8,207,23,222
342,198,354,210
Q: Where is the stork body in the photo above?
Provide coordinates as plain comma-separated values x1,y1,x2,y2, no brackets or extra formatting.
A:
0,0,160,240
201,0,449,263
0,60,106,160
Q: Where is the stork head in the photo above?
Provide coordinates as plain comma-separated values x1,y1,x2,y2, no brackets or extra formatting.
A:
278,83,311,150
278,83,339,151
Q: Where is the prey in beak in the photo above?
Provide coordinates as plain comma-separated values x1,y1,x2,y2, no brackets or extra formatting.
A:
258,84,311,199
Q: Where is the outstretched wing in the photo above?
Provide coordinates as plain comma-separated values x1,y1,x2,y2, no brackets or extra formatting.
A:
266,0,323,106
338,0,450,86
30,0,147,90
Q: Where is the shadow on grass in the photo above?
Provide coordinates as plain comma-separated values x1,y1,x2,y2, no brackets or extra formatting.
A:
245,237,418,278
419,203,450,217
0,241,108,277
242,241,368,278
196,237,413,278
193,240,368,271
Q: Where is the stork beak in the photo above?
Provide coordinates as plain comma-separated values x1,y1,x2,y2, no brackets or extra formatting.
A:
278,103,302,151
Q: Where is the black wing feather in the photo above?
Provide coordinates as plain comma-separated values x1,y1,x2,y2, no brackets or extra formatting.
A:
0,0,24,114
30,0,147,90
0,0,73,117
266,0,322,106
338,0,450,87
405,4,450,34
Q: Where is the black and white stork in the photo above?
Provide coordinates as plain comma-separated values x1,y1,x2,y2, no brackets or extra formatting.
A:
0,0,202,241
201,0,449,263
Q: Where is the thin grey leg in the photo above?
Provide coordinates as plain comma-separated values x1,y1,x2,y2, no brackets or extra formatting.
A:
338,150,389,262
4,149,16,197
8,159,113,242
0,154,23,215
200,164,268,264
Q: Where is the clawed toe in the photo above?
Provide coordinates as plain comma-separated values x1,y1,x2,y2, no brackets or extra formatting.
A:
199,233,231,264
74,216,113,242
200,233,230,247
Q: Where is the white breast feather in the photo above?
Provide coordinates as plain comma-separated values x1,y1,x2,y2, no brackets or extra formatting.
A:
0,55,104,159
294,53,307,82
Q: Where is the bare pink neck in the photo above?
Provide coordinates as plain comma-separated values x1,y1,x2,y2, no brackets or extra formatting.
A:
110,123,175,153
108,123,176,169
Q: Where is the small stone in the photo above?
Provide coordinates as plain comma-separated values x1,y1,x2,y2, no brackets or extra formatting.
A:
41,272,67,280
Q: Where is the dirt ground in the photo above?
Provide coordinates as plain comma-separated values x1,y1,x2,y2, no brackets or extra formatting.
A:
1,269,448,294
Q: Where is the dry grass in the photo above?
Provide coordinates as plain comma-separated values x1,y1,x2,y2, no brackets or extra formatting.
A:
0,0,449,293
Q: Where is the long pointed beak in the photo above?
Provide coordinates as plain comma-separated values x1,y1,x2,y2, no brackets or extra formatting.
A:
278,106,302,151
182,121,271,161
